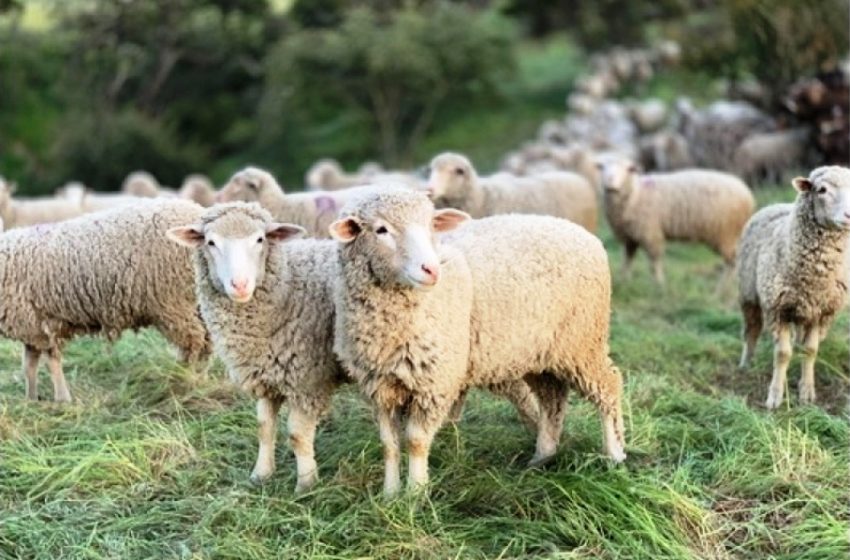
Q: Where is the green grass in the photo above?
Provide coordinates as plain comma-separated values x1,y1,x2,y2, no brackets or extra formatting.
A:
1,186,847,559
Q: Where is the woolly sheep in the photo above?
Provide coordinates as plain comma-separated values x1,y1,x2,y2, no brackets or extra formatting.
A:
122,171,161,198
179,174,217,207
0,178,86,229
598,158,755,284
733,128,810,186
218,166,365,238
1,199,212,402
58,183,147,213
168,202,344,493
638,131,693,172
628,99,668,134
329,188,626,494
737,167,850,409
426,152,598,232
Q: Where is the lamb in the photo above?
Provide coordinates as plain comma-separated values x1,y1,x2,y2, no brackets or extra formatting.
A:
217,166,365,238
168,202,346,493
0,177,86,229
426,152,598,233
0,199,212,402
733,128,810,186
179,174,217,207
330,188,625,495
122,171,161,197
737,166,850,409
597,158,755,284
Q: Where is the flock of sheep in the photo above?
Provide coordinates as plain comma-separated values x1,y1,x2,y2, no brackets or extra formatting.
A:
1,146,848,496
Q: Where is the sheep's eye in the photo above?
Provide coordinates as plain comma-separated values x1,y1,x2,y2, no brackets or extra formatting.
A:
256,236,264,244
816,186,828,195
207,239,216,247
376,226,388,235
455,168,465,176
247,181,258,190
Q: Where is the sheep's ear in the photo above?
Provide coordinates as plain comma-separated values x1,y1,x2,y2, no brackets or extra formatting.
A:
329,217,361,243
167,225,205,248
432,208,470,232
792,177,812,192
627,163,640,173
266,222,305,243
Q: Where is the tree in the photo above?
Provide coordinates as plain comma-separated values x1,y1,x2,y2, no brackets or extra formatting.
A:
263,3,515,165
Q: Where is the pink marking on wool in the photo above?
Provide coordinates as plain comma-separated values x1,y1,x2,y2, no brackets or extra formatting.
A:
314,195,337,215
641,176,656,189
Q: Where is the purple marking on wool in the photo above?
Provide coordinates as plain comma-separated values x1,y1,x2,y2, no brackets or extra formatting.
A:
641,176,656,189
315,195,337,215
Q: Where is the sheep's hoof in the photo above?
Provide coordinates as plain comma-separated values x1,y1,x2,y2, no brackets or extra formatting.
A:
249,471,272,486
607,447,627,464
798,385,816,405
527,453,556,468
294,475,318,495
764,392,783,410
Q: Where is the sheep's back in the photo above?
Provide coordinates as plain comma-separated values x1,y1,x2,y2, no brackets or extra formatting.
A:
445,214,611,383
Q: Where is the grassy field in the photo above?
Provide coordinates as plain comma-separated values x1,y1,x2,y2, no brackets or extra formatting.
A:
0,186,848,559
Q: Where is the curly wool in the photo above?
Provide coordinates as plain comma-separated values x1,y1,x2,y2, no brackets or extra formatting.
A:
604,167,755,265
430,153,598,232
737,173,849,333
446,215,624,433
0,198,211,360
192,203,345,413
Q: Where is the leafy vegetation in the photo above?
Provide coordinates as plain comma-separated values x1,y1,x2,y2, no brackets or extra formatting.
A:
1,186,847,559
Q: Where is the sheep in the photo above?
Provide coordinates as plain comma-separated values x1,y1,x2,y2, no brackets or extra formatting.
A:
218,166,366,238
0,199,212,402
638,131,693,172
330,188,626,495
628,99,668,134
737,166,850,409
733,128,810,186
426,152,598,233
121,171,161,198
597,158,755,284
179,174,217,207
0,177,86,229
57,181,150,213
168,202,345,493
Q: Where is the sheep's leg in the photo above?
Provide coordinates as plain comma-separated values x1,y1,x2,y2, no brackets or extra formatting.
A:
739,303,763,369
798,326,819,405
447,390,467,423
648,252,666,285
46,348,71,403
572,362,627,462
287,405,320,493
377,406,403,497
487,380,540,432
525,373,568,467
766,324,792,410
622,241,639,280
22,345,41,401
250,397,281,484
406,404,446,492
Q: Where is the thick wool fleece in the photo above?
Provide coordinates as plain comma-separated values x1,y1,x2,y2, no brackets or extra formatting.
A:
332,190,474,431
0,199,211,400
430,153,598,232
192,203,345,411
604,168,755,266
446,214,626,456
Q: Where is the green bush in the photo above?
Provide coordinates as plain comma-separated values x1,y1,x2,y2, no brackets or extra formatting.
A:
48,110,206,191
260,3,516,167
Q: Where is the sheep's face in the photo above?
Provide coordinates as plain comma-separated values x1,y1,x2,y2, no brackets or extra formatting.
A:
218,167,279,205
330,191,469,289
793,167,850,230
307,160,342,189
597,161,637,195
180,176,216,206
122,172,159,197
426,153,474,202
168,210,304,303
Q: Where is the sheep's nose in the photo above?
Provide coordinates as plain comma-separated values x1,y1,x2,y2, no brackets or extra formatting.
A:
421,263,439,284
231,278,249,295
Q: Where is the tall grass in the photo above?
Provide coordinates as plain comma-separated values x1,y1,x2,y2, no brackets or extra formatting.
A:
0,186,848,559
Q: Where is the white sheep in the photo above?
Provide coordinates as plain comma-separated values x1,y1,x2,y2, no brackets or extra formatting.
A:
121,171,161,198
0,177,86,229
56,183,146,213
737,166,850,408
218,166,366,238
168,202,344,493
628,99,668,134
597,158,755,284
330,188,625,495
733,128,810,186
427,152,598,232
179,174,217,207
0,199,212,402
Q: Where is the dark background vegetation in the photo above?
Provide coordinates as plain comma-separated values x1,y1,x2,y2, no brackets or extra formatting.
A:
0,0,847,193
